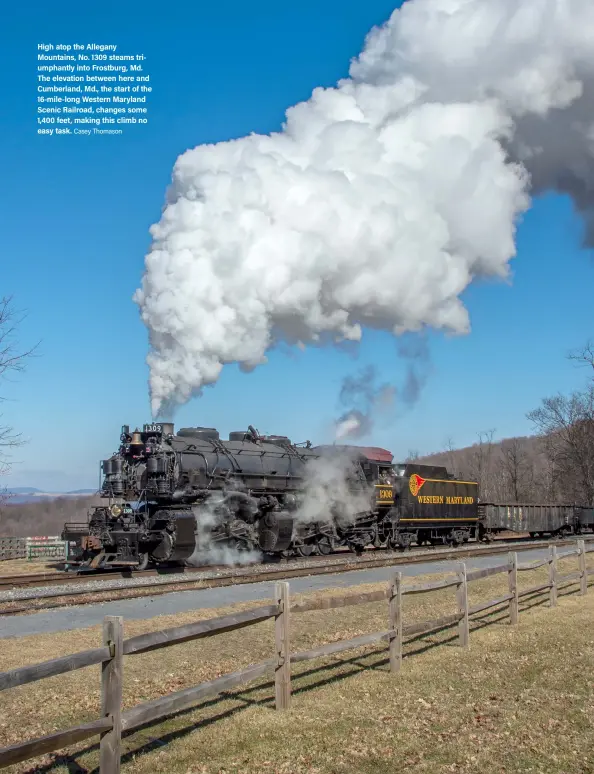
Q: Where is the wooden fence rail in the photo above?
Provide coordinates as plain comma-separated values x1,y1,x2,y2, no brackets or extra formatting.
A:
0,537,26,562
1,539,593,772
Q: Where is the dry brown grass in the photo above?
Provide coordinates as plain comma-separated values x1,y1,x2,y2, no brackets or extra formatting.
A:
0,559,64,576
1,555,593,773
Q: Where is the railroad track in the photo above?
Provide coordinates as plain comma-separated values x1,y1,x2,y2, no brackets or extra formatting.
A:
1,535,592,617
0,565,223,590
0,535,594,591
0,534,557,590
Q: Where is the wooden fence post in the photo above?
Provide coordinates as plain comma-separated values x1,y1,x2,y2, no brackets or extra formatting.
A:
100,615,123,774
456,563,469,648
274,581,291,711
388,572,403,672
508,552,518,625
549,545,557,608
578,539,587,595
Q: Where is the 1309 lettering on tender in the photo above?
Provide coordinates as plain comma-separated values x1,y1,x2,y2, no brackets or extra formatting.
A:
377,488,394,500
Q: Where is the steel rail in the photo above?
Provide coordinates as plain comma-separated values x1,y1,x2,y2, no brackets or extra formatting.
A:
1,535,591,617
0,533,584,590
1,535,591,591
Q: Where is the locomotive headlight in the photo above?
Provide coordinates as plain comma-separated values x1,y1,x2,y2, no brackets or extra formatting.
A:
110,504,123,517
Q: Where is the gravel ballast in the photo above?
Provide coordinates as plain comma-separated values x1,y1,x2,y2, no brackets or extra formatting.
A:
0,547,562,639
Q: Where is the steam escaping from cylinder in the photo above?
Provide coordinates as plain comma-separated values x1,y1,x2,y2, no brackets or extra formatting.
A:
135,0,594,416
185,491,263,567
185,541,261,568
295,449,373,527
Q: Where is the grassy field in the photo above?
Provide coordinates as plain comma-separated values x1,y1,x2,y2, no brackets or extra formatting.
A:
0,559,64,575
1,555,593,773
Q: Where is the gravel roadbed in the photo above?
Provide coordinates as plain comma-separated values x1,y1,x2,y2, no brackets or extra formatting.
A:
0,566,250,603
0,541,540,603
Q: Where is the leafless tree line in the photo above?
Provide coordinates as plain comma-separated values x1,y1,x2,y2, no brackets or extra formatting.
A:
527,341,594,505
421,341,594,505
0,297,37,489
1,495,103,536
419,432,539,502
0,293,97,535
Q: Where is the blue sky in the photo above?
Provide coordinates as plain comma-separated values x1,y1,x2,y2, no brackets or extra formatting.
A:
2,0,592,491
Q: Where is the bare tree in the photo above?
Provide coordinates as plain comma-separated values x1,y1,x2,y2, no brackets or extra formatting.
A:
442,436,458,476
0,297,35,489
498,437,533,501
568,340,594,375
527,388,594,505
527,340,594,505
405,449,420,462
468,429,497,499
536,436,561,502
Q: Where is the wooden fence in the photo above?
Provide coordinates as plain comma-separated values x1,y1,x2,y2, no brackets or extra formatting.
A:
0,536,67,561
25,536,67,560
0,538,26,561
1,540,593,772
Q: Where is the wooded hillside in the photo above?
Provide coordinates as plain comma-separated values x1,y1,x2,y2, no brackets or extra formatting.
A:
415,340,594,506
0,495,102,536
415,433,561,502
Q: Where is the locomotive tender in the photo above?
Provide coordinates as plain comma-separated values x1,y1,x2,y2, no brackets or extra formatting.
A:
64,422,481,569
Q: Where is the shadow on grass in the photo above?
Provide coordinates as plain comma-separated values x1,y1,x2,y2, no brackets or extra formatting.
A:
21,584,586,773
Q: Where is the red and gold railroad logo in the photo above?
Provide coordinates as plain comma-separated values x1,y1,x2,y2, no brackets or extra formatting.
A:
409,473,426,497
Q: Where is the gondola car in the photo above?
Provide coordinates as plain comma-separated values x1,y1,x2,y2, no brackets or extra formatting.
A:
478,503,582,540
577,507,594,533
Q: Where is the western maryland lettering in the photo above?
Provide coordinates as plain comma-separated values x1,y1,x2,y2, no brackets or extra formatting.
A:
404,473,479,521
417,495,475,505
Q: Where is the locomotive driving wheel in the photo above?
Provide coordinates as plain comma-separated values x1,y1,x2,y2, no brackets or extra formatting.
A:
295,544,315,558
388,531,413,551
316,536,333,555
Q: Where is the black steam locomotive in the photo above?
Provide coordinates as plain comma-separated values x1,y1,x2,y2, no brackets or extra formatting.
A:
63,422,481,569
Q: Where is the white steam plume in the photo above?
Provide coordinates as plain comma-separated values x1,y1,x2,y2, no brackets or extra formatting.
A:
135,0,594,416
335,413,365,440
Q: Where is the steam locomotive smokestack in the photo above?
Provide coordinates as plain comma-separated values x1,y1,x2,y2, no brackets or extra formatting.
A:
135,0,594,417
